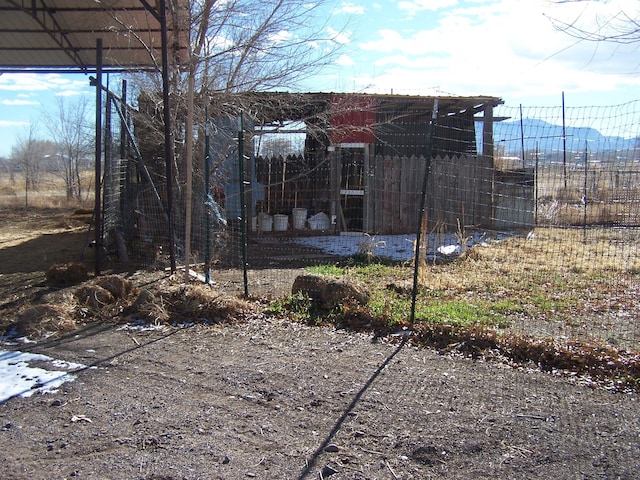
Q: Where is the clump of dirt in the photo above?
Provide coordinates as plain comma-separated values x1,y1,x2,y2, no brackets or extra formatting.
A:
45,262,89,285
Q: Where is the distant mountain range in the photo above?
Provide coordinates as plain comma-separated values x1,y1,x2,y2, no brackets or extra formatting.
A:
488,118,638,157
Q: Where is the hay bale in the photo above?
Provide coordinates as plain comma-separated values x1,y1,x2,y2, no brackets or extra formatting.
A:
45,262,89,285
167,284,256,322
14,305,76,337
93,275,133,299
74,285,115,309
129,289,170,323
132,289,156,309
292,274,370,308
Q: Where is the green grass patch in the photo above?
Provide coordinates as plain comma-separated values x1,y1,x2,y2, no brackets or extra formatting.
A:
306,264,346,276
414,299,509,328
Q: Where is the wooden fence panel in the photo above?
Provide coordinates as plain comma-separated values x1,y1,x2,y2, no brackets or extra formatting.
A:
371,154,492,233
254,153,531,234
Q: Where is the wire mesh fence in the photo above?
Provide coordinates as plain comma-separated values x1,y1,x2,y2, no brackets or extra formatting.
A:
102,92,640,353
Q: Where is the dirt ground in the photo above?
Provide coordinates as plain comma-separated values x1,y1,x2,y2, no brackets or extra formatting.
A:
0,207,639,480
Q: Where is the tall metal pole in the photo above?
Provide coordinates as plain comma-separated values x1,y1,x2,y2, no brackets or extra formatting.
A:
583,142,588,241
159,0,176,271
184,61,195,281
94,38,103,276
409,98,438,325
238,112,249,297
519,104,525,169
119,79,127,159
562,91,568,189
204,107,211,284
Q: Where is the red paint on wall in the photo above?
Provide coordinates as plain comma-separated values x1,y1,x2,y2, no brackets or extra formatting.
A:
329,94,376,144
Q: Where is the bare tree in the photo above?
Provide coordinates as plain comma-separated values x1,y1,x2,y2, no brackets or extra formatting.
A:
133,0,348,142
190,0,345,93
9,126,55,206
548,1,640,44
44,97,93,200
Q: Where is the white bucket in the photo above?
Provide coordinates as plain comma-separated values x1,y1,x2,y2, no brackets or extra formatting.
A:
258,213,272,232
292,208,307,230
308,212,330,230
273,214,289,231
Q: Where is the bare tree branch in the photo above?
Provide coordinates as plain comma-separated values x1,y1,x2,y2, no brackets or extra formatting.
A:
548,0,640,44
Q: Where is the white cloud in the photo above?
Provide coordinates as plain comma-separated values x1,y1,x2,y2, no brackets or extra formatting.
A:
0,73,88,94
353,0,640,101
336,54,355,66
0,120,29,127
55,90,83,97
0,74,58,91
359,29,405,53
328,26,352,45
268,29,293,44
1,98,39,106
335,2,366,15
398,0,458,17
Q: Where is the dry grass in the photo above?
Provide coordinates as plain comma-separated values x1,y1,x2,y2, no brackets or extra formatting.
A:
419,226,640,293
0,171,94,208
13,304,77,337
536,165,640,225
94,275,134,299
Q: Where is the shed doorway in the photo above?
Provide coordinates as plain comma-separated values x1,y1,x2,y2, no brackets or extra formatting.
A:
338,143,370,232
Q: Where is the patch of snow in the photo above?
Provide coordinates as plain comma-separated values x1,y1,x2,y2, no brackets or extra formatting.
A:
437,244,462,256
289,231,495,261
117,320,167,332
0,350,86,403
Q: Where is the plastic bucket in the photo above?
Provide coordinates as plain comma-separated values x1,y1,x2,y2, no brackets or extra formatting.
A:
273,214,288,231
258,213,273,232
292,208,307,230
308,212,330,230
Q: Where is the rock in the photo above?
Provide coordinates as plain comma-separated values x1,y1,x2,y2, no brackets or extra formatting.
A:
321,465,338,477
292,274,370,308
386,280,413,295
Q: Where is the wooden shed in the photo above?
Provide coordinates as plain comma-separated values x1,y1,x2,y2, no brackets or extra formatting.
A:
239,92,514,234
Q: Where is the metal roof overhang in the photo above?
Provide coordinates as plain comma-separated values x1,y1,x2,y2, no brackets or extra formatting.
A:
0,0,188,274
0,0,187,73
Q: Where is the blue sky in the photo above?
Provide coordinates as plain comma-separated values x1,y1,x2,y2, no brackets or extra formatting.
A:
1,0,640,157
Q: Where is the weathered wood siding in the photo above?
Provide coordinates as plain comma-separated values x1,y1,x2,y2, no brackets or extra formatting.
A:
368,154,494,234
254,153,532,234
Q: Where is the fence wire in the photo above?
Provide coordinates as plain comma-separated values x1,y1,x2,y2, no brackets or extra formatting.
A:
103,97,640,352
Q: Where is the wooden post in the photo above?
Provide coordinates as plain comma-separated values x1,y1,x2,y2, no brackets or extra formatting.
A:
94,38,103,276
481,104,495,227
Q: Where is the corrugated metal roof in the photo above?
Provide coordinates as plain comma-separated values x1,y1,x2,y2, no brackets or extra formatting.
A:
0,0,187,72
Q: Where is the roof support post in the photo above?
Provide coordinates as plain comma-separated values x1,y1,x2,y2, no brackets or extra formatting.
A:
94,38,103,276
480,103,495,227
159,0,177,272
